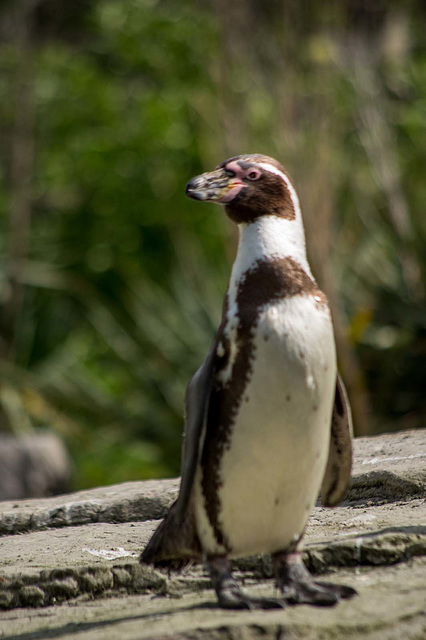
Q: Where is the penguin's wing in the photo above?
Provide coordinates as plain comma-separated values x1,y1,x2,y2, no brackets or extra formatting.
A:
174,344,216,522
321,374,353,507
140,344,217,566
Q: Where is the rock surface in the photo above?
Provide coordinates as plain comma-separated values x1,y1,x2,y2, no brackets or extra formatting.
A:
0,429,425,639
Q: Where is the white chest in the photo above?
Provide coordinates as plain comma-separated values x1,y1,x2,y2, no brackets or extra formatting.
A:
193,216,337,557
195,294,336,557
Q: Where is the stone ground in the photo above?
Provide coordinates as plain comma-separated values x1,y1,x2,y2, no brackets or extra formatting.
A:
0,430,425,640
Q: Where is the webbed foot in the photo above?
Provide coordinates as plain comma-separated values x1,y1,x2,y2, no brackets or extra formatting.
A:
272,551,357,607
208,555,285,610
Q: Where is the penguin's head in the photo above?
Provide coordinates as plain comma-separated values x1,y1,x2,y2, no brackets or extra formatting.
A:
185,154,297,223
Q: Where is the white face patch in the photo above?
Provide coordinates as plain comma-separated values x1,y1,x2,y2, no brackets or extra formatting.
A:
257,162,302,222
256,162,288,181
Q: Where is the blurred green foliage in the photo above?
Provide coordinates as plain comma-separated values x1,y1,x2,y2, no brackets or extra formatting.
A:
0,0,425,489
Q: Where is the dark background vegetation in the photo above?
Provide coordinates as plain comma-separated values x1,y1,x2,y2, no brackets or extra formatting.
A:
0,0,425,490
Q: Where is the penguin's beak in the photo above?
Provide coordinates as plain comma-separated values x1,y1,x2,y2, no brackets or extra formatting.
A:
185,169,246,204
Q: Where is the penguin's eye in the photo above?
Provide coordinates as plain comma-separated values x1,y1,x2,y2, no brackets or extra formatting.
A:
247,169,261,181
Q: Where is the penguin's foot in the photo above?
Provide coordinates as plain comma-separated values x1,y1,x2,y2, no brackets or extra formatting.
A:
208,555,285,610
272,551,357,607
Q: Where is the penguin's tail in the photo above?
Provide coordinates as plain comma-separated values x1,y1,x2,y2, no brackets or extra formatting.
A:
140,500,202,571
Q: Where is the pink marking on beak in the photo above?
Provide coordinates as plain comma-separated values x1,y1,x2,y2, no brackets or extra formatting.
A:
217,181,246,203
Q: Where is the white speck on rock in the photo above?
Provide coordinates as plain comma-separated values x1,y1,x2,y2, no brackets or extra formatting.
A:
345,513,377,527
362,453,426,465
82,547,137,560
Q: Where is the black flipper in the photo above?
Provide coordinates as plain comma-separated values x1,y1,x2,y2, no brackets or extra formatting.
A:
175,347,216,522
321,374,353,507
141,346,217,567
140,498,202,568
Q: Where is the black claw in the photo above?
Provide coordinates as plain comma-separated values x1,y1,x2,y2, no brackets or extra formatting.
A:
273,551,357,608
217,587,253,610
210,555,284,611
314,581,358,600
280,580,357,607
281,585,338,607
208,553,358,611
218,595,253,610
249,597,286,610
218,592,285,610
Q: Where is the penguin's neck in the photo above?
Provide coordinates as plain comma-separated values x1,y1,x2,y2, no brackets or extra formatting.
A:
232,215,312,282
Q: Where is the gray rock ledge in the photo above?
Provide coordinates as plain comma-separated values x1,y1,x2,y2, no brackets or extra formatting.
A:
0,429,425,640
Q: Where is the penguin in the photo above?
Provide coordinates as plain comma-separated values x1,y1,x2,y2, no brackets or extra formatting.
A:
141,154,357,609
